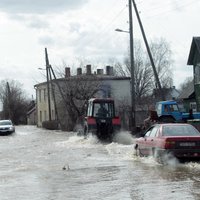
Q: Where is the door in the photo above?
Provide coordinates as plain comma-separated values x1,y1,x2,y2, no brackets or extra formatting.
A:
139,126,159,156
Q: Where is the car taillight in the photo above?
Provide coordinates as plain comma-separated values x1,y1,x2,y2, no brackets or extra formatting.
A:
165,140,176,149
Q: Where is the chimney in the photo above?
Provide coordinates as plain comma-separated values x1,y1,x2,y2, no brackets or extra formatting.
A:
86,64,91,75
77,68,82,75
65,67,70,78
97,69,104,75
106,66,111,75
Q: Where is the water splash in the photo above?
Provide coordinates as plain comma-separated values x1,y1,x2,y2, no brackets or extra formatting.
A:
113,131,135,145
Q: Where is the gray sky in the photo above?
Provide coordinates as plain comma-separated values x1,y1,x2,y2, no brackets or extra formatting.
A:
0,0,199,98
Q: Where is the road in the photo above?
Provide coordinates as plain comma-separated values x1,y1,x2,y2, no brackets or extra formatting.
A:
0,125,200,200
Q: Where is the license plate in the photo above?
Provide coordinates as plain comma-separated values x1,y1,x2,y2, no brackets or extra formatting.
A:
101,119,106,123
179,142,196,147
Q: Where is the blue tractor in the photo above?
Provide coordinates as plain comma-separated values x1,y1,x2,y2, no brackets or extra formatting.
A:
156,100,200,123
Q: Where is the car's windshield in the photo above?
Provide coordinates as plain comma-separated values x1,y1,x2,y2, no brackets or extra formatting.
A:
163,125,200,136
0,121,12,125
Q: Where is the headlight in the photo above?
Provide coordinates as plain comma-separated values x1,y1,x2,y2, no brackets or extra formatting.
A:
9,127,13,131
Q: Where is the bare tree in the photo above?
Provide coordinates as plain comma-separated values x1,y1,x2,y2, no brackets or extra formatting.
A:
0,80,30,124
54,74,101,131
113,38,173,99
149,38,173,88
179,77,193,93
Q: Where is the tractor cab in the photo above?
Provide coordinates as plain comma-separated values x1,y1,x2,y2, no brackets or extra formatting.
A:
87,99,115,118
84,98,120,141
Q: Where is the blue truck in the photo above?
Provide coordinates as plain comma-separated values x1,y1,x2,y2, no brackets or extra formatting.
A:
155,100,200,123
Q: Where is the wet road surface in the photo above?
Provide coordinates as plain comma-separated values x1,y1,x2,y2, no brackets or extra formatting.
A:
0,126,200,200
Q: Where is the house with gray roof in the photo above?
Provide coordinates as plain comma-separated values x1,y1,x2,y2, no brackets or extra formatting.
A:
187,37,200,111
178,81,197,112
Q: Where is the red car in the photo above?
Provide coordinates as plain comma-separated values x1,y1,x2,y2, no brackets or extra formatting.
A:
135,123,200,162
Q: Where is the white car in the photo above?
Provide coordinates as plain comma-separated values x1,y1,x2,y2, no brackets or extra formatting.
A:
0,120,15,135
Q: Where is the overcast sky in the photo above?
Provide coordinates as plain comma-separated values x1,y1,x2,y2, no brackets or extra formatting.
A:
0,0,199,98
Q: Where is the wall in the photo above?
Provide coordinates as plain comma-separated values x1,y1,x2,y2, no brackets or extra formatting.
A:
35,77,132,129
36,84,55,127
27,108,36,125
195,84,200,111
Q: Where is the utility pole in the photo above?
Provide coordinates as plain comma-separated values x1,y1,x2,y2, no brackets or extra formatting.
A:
6,82,11,120
129,0,136,131
131,0,165,101
49,65,61,124
45,48,52,121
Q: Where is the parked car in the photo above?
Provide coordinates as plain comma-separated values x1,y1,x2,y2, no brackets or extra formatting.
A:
135,123,200,163
0,120,15,135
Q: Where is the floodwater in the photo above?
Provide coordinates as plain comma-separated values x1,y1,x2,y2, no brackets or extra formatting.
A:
0,126,200,200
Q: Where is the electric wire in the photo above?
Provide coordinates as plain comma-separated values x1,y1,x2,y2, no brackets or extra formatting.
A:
74,2,128,59
133,0,200,57
137,0,199,18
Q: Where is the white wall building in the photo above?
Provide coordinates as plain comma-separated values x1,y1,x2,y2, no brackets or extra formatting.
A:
34,65,131,129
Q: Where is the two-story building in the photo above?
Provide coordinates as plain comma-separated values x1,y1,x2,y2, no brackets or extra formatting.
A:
34,65,131,130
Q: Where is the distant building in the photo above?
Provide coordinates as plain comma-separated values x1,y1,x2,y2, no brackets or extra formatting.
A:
27,100,36,125
178,81,196,112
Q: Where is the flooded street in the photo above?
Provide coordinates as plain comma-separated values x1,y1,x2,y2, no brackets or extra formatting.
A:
0,126,200,200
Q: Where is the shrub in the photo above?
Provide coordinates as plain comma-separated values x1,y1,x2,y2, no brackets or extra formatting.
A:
42,120,59,130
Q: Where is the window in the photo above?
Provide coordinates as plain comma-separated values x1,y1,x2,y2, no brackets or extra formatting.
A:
52,110,54,120
163,125,200,136
44,110,47,121
93,102,114,117
156,103,162,116
168,104,179,112
93,103,100,116
87,102,93,116
149,126,159,137
194,64,200,84
190,102,197,112
145,127,153,137
171,104,179,112
40,111,42,122
39,90,42,102
44,89,46,101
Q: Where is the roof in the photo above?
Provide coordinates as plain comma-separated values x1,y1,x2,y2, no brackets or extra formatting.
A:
156,100,177,105
187,37,200,65
27,106,36,115
178,81,194,99
34,75,131,88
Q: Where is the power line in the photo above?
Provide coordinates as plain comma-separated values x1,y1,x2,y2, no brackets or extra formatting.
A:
74,4,128,55
133,0,200,56
138,0,199,18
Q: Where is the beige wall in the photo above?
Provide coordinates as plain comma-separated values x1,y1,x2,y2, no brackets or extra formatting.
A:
36,84,55,127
